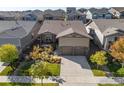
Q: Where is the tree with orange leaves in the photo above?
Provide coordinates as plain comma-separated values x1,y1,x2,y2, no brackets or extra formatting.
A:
110,37,124,67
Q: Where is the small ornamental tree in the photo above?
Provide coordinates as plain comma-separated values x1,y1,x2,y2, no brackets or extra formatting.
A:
0,44,19,70
110,37,124,68
90,51,108,69
29,62,49,85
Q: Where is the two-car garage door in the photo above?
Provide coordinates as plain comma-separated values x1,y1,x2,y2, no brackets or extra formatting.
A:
60,46,87,55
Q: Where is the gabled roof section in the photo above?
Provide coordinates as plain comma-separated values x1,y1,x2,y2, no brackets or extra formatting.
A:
92,19,124,33
103,27,120,36
56,28,74,38
112,7,124,12
0,26,27,38
56,28,92,39
89,19,124,37
0,21,36,38
39,20,89,35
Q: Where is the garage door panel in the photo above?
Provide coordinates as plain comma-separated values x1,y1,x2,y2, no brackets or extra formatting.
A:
60,46,86,55
74,47,85,55
60,46,73,55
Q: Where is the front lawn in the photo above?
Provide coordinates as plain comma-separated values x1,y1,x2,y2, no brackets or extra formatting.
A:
17,61,60,76
92,69,107,76
98,83,124,86
88,62,107,76
0,82,59,86
0,66,13,76
47,62,60,76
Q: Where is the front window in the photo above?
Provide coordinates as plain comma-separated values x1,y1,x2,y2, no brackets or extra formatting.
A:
45,34,52,43
114,37,118,41
120,12,124,18
108,41,112,49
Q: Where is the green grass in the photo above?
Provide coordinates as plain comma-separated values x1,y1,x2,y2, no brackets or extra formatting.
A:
0,82,59,86
98,84,124,86
0,66,13,76
47,63,60,76
92,69,106,76
17,62,60,76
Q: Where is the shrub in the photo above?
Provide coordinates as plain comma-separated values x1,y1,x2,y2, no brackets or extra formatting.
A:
116,68,124,77
49,55,61,64
107,62,121,72
90,51,108,69
43,45,53,54
92,69,106,76
0,44,19,70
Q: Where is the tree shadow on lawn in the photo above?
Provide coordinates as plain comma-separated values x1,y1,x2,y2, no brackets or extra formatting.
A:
50,76,66,84
7,76,65,86
8,76,32,84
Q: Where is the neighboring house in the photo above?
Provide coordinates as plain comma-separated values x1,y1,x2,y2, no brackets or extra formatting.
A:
0,12,16,20
66,7,87,23
38,20,92,55
22,10,43,21
86,19,124,50
78,8,87,13
109,7,124,18
43,9,65,20
0,10,43,21
87,8,112,19
22,13,37,21
0,20,42,52
32,10,44,20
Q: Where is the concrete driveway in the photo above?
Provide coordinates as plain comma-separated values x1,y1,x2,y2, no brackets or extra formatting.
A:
60,56,96,86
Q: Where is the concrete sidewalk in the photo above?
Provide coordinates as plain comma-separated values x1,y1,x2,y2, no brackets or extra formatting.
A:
0,76,58,84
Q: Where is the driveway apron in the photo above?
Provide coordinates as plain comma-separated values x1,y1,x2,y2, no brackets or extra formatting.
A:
60,56,96,86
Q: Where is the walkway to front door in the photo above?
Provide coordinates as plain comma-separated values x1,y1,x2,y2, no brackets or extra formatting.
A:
60,56,96,86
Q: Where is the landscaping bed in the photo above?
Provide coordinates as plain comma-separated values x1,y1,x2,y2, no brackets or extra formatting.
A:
0,82,59,86
107,62,124,77
0,45,61,86
92,69,106,76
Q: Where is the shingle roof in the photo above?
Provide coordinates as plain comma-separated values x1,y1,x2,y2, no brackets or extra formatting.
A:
89,8,110,14
56,28,92,38
0,11,23,18
102,27,120,36
112,7,124,12
92,19,124,35
43,9,65,17
39,20,92,38
67,10,86,16
0,21,36,38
